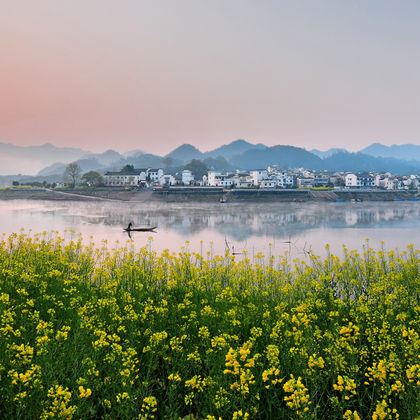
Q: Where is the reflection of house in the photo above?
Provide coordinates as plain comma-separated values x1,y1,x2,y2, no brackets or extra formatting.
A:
345,173,375,188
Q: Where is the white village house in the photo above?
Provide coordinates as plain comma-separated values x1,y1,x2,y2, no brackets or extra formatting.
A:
104,169,147,186
207,171,235,187
182,170,194,185
250,169,268,186
345,173,375,188
159,174,176,186
104,168,163,187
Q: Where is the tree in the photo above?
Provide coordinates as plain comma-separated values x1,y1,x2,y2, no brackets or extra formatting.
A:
120,164,135,174
63,163,82,188
162,157,174,171
183,159,209,179
203,156,232,171
81,171,104,187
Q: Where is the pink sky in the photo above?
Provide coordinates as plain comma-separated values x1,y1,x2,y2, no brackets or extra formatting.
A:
1,1,420,154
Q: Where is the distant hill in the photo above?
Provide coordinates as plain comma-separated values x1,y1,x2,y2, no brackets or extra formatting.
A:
122,149,145,158
37,163,68,177
94,150,123,165
324,152,420,174
361,143,420,161
204,139,267,159
231,146,420,174
38,153,164,177
37,150,126,176
165,144,203,163
0,142,91,175
166,140,268,164
231,145,323,170
38,158,107,177
124,153,164,169
311,148,348,158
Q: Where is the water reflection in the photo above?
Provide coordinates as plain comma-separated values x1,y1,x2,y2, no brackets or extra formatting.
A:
1,200,418,257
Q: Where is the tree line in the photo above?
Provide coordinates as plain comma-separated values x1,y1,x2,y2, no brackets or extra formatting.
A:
62,163,104,188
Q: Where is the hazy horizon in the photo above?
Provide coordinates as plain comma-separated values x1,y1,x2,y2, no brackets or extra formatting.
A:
1,1,420,154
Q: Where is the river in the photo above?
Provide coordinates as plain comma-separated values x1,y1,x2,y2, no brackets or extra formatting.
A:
0,199,419,260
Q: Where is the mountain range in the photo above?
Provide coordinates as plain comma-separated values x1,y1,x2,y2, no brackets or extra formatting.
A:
0,142,90,176
165,139,267,162
1,140,419,181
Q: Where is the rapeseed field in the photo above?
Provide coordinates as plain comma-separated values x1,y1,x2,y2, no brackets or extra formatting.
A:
0,232,419,419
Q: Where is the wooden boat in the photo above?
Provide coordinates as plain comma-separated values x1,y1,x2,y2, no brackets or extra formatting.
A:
124,223,157,232
124,227,157,232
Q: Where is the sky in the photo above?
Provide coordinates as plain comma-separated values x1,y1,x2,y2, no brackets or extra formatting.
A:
1,0,420,154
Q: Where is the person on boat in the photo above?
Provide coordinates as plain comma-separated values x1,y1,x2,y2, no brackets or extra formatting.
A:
127,222,133,230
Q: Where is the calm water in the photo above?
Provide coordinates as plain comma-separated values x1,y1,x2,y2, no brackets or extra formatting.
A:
0,199,419,259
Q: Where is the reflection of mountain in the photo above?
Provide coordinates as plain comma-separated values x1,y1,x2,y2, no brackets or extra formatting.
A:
41,201,420,242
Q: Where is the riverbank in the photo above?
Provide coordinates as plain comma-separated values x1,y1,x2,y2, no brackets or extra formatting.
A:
0,187,418,202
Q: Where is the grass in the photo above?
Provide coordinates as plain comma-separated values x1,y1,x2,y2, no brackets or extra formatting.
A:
0,232,419,419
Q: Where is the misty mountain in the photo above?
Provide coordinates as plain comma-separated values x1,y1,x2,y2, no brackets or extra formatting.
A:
36,151,164,178
37,163,68,177
0,142,91,176
231,145,323,170
36,150,126,176
122,149,145,158
165,144,203,163
323,152,420,174
38,158,107,177
165,140,268,165
93,150,123,165
311,148,348,158
360,143,420,161
124,153,164,169
231,147,420,174
204,139,267,159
